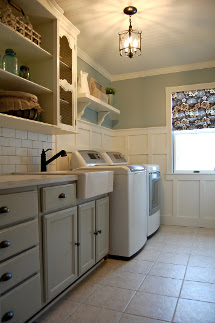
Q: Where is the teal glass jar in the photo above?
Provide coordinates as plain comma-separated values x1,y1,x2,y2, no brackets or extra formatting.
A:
2,49,18,75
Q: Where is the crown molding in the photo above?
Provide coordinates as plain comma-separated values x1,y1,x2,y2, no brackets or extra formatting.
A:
46,0,64,15
77,48,215,83
111,61,215,82
77,48,112,81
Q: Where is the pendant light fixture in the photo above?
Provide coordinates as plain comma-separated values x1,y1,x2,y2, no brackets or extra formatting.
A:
119,6,141,58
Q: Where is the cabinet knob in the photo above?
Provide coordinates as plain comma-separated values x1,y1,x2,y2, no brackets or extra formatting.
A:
2,311,14,322
0,207,10,214
75,242,80,247
0,240,11,248
94,231,98,235
59,193,66,198
0,273,12,282
98,230,102,234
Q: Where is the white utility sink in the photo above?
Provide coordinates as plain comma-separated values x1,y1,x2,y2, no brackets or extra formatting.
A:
71,170,113,199
14,170,114,200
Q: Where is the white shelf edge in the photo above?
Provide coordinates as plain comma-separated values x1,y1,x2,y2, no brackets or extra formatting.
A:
0,114,76,135
0,69,52,95
77,93,120,115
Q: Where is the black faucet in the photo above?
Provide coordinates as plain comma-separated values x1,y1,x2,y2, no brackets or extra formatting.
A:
41,149,67,172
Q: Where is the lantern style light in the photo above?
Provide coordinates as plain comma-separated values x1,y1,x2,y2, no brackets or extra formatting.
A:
119,6,142,58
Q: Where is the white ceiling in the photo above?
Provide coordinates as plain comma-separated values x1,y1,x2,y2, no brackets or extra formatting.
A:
55,0,215,77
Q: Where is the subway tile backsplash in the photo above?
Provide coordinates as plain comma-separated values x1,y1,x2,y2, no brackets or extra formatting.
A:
0,127,56,175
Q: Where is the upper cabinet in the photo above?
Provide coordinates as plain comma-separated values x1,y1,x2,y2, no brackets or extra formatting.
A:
0,0,79,135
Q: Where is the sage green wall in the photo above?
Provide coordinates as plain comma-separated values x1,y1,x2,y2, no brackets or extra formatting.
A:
77,57,112,128
112,67,215,129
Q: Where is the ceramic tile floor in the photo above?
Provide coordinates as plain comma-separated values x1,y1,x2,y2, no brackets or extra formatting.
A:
35,225,215,323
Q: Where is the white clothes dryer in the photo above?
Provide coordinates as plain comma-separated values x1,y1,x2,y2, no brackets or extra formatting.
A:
142,164,160,237
70,150,147,259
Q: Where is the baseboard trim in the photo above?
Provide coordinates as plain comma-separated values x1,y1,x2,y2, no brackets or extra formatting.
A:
161,215,215,228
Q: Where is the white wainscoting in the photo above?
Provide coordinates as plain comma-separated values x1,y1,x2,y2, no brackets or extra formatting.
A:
56,119,113,170
56,121,215,228
112,127,215,228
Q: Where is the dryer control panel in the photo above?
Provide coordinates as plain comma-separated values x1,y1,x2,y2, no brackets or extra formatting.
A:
104,152,128,165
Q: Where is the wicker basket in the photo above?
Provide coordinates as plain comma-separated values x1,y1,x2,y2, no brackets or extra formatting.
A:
0,91,43,120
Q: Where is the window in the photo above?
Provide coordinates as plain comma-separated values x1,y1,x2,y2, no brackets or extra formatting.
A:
173,129,215,173
171,87,215,173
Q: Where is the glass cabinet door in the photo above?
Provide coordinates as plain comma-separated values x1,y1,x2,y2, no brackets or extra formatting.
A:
59,26,77,132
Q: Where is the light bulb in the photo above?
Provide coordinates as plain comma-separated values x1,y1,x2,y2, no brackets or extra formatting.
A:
133,38,137,52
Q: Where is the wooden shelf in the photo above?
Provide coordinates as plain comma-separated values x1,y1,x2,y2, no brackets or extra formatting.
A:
0,69,52,95
60,98,70,105
0,113,76,135
77,92,120,125
60,60,71,69
0,22,52,61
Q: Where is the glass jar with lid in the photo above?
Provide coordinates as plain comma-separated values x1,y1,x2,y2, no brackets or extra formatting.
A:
2,49,18,75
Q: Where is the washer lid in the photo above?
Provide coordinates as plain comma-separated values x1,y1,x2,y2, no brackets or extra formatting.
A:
143,164,160,172
127,165,146,172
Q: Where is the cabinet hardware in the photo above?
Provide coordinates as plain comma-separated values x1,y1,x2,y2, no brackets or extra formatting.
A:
94,231,98,235
0,273,12,282
59,193,66,198
2,311,14,322
98,230,102,234
75,242,80,246
0,207,10,213
0,240,11,248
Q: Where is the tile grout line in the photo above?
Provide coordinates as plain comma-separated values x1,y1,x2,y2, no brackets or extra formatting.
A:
171,228,198,323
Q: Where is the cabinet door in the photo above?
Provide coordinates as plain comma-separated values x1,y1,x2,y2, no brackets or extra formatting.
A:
43,207,78,302
58,25,77,132
78,201,96,276
96,197,109,262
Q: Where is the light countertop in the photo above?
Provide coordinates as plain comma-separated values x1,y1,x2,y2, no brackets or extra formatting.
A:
0,174,78,190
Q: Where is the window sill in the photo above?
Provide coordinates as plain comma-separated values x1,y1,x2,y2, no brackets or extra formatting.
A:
166,173,215,181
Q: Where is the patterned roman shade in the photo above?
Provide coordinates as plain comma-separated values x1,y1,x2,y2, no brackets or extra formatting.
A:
172,89,215,130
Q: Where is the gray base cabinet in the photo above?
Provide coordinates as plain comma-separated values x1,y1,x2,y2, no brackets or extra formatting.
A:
78,201,96,276
96,197,109,262
43,207,78,302
0,274,41,323
0,188,40,323
78,196,109,276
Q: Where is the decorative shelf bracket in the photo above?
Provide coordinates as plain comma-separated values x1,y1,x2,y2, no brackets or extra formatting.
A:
98,111,110,126
60,79,74,92
77,101,90,118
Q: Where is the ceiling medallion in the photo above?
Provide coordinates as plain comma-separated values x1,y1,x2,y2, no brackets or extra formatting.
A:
119,6,142,58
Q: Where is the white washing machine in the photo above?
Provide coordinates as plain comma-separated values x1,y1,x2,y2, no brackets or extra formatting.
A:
70,150,147,259
103,152,160,237
142,164,160,237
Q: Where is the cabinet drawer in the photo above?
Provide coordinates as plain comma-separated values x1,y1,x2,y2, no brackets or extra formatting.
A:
0,190,38,228
0,273,41,323
0,247,40,295
0,219,39,262
41,183,76,213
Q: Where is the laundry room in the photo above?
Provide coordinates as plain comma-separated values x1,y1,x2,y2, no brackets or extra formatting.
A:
0,0,215,322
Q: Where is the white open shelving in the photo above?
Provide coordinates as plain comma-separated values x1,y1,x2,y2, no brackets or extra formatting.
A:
0,113,75,135
0,69,52,95
77,92,120,125
0,12,79,135
0,22,52,61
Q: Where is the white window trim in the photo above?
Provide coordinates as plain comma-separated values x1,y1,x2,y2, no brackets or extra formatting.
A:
165,81,215,174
